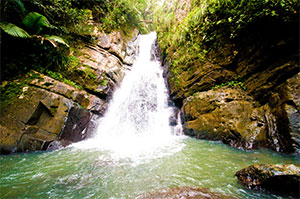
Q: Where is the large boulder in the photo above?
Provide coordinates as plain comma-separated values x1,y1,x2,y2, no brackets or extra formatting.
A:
181,88,268,149
235,164,300,197
0,74,102,154
181,87,297,151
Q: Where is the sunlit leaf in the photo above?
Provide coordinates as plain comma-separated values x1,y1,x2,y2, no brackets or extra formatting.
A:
44,35,69,47
0,22,31,38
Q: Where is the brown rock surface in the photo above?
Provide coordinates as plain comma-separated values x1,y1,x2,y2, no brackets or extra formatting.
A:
235,164,300,197
181,88,269,149
138,187,232,199
0,30,138,154
0,80,100,154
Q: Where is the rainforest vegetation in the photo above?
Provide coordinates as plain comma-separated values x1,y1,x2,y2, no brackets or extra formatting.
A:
0,0,154,108
154,0,299,93
1,0,298,105
1,0,153,78
1,1,299,198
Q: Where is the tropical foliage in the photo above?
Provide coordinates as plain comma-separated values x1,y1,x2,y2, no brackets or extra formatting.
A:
0,0,68,47
155,0,299,86
1,0,153,81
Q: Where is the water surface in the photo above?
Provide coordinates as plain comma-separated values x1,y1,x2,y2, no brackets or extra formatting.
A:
1,32,299,199
1,137,299,198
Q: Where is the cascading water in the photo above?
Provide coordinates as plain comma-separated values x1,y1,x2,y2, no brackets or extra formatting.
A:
73,32,184,161
2,32,299,199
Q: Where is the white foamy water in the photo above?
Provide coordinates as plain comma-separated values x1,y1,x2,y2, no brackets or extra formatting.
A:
72,32,184,161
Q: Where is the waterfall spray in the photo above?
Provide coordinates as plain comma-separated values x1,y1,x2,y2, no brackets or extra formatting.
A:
72,32,184,161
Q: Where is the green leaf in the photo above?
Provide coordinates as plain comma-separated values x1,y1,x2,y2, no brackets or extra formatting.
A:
23,12,52,34
44,35,69,47
11,0,26,16
0,22,31,38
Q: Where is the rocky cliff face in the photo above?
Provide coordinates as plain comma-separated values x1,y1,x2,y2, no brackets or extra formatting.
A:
0,30,139,154
161,0,300,153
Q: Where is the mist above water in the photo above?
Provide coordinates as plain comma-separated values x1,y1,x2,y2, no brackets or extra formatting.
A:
72,32,184,161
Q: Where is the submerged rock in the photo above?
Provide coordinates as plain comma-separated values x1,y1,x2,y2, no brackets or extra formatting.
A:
138,187,232,199
235,164,300,197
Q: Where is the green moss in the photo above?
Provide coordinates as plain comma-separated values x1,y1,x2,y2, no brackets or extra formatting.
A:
0,71,43,109
67,56,81,71
0,81,24,109
46,70,82,89
211,76,246,90
100,79,108,86
155,0,299,88
82,64,97,79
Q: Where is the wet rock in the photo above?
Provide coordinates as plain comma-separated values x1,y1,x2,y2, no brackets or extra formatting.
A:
0,29,138,154
30,72,106,111
46,140,63,151
60,104,91,142
98,30,139,65
30,73,75,99
264,102,295,153
181,88,269,149
284,73,300,108
285,104,300,153
0,82,99,154
0,86,68,153
0,119,25,154
180,74,299,152
163,1,299,154
278,73,300,153
168,62,237,106
73,31,139,99
19,128,57,151
259,72,300,153
235,164,300,197
137,187,232,199
244,61,298,102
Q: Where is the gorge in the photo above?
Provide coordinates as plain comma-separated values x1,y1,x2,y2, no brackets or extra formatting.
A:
1,0,299,198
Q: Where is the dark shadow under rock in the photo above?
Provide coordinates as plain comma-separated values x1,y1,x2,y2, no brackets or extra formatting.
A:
59,105,91,143
235,164,300,197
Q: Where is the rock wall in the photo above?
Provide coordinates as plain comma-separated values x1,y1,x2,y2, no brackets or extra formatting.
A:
0,31,139,154
161,1,300,153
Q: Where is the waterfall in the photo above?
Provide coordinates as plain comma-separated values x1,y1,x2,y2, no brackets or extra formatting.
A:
73,32,184,161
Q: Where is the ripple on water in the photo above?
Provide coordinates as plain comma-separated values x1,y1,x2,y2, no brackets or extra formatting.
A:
1,138,299,199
